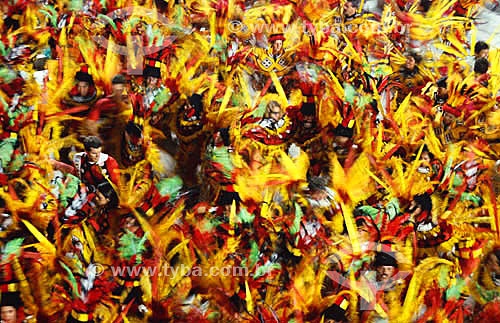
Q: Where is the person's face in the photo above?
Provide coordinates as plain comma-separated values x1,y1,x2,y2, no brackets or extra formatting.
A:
334,136,350,154
272,39,283,54
269,105,283,122
124,131,144,153
71,234,92,263
421,152,431,165
335,135,349,147
359,224,371,241
95,190,110,207
124,216,139,233
0,213,11,232
214,131,223,146
488,253,500,274
131,22,145,36
112,83,125,99
334,136,350,155
136,23,145,35
478,49,489,59
72,236,84,253
405,56,416,70
303,115,314,129
1,306,16,323
147,76,159,88
344,1,356,17
409,200,422,217
376,265,396,282
183,101,193,114
77,81,90,97
87,147,102,163
443,111,455,125
437,86,447,99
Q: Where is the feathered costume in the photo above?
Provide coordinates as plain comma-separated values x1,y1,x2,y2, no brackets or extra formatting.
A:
2,0,500,322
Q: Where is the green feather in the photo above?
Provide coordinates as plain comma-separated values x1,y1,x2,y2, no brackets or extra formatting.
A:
231,93,243,107
357,205,379,220
252,100,267,118
460,192,482,206
385,198,400,220
38,9,51,18
1,238,24,263
373,66,389,78
0,42,7,57
155,176,183,199
2,49,11,61
68,0,83,11
118,230,149,261
7,105,31,127
8,153,25,173
45,4,57,17
212,146,233,175
0,138,16,169
446,277,466,300
153,87,172,112
454,172,464,186
20,105,31,114
39,9,57,27
99,0,107,10
59,261,81,299
0,67,18,83
202,218,222,232
9,110,21,126
248,240,259,268
289,203,303,235
475,281,500,302
212,35,226,54
438,265,449,289
237,207,254,224
97,14,117,31
254,261,281,279
344,83,357,104
60,174,81,208
357,94,373,110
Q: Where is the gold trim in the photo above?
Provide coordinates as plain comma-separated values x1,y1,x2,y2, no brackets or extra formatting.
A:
71,310,90,321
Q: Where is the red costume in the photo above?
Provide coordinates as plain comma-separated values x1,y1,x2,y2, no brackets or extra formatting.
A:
72,152,120,189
